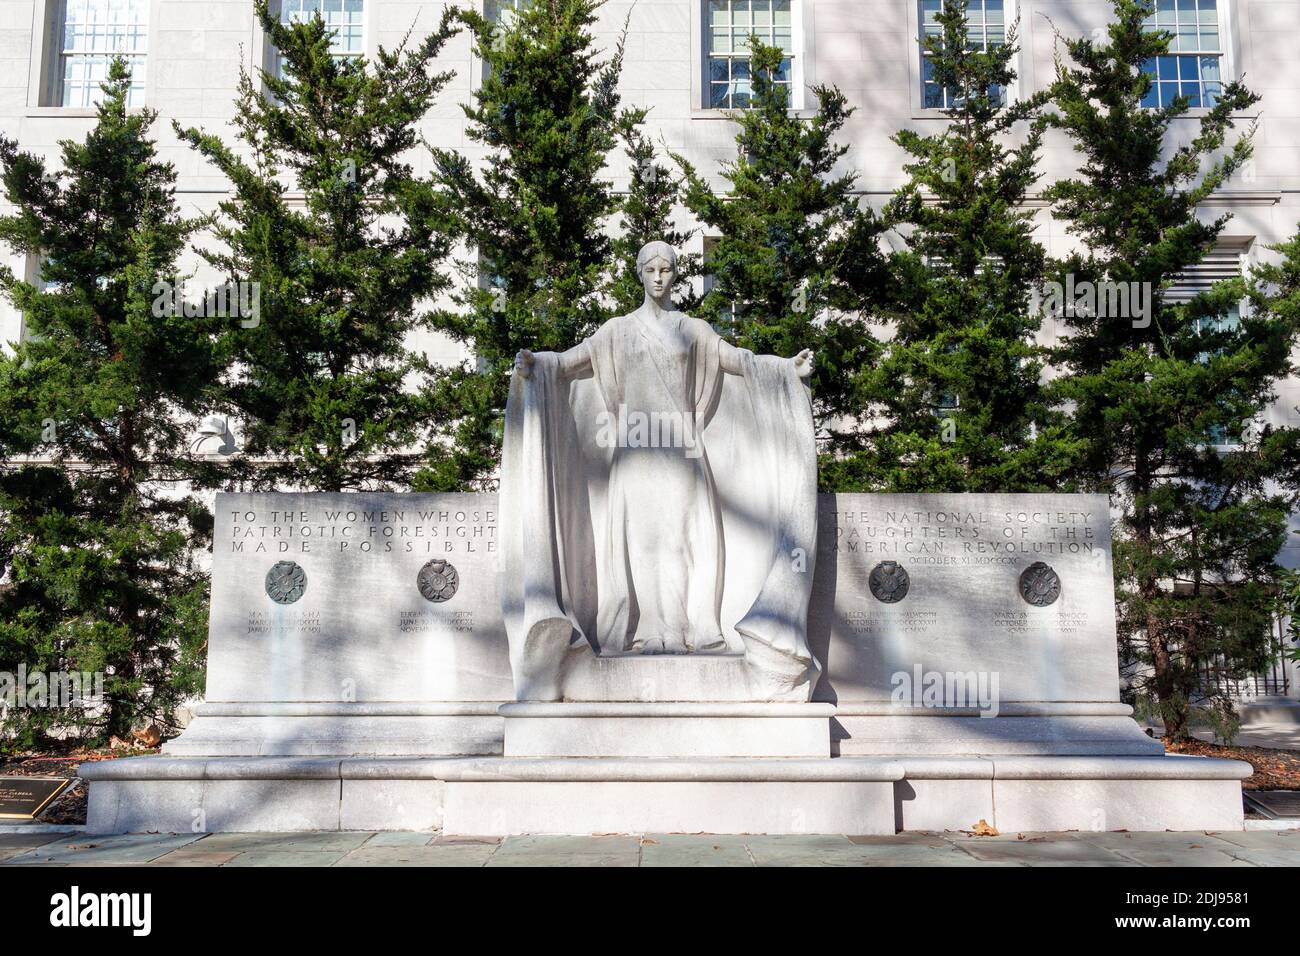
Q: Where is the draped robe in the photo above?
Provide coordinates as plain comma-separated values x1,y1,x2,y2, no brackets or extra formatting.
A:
499,306,821,701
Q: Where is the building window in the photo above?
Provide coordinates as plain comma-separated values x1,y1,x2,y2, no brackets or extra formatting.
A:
57,0,148,107
486,0,529,25
919,0,1006,109
275,0,365,76
706,0,795,110
1171,242,1247,447
1141,0,1223,108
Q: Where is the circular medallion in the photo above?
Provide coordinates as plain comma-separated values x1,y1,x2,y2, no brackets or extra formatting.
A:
418,559,459,603
868,560,910,603
265,561,307,604
1019,561,1061,607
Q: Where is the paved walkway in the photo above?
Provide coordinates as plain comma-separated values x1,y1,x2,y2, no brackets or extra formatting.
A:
2,828,1298,866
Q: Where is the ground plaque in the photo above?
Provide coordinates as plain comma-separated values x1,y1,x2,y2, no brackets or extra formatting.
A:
0,777,73,820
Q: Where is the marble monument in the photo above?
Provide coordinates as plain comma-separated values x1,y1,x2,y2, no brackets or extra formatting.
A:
81,242,1251,835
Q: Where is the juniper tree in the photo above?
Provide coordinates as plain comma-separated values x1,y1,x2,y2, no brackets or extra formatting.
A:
674,39,888,465
1044,0,1300,739
177,0,459,491
0,59,214,745
835,0,1066,494
607,113,702,316
420,0,633,490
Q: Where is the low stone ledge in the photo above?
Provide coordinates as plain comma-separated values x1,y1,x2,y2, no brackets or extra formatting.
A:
895,757,996,779
79,756,343,781
196,701,504,717
833,702,1135,717
989,754,1253,780
499,702,837,717
79,752,1251,785
342,756,907,782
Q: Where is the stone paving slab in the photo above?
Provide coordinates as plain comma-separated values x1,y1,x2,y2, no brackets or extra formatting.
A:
1066,831,1249,867
485,834,642,867
334,844,499,867
364,832,438,847
2,830,1298,866
196,831,375,853
946,835,1136,866
639,834,754,867
1205,829,1300,849
742,835,999,868
5,833,205,865
221,849,353,867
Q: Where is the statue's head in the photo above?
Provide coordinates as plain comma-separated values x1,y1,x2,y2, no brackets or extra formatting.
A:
636,241,677,303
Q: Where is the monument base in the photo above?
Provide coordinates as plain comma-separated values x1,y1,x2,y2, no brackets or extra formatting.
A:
832,703,1166,756
162,702,504,756
81,752,1250,835
501,702,835,757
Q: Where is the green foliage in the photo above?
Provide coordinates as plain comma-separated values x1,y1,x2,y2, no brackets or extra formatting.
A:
676,39,887,478
420,0,633,491
608,112,702,315
835,0,1067,494
1044,0,1300,739
0,59,214,744
176,0,459,491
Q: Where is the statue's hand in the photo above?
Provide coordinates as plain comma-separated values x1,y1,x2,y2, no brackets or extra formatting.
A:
792,349,815,379
515,348,535,379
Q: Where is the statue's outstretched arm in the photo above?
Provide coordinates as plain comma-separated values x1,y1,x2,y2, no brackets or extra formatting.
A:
718,339,752,375
718,339,815,379
514,342,592,379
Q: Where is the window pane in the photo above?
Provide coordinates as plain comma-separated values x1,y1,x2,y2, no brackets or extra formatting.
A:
60,0,149,106
707,0,796,109
281,0,364,57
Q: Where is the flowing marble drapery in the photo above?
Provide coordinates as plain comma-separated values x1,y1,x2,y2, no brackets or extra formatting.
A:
499,310,821,701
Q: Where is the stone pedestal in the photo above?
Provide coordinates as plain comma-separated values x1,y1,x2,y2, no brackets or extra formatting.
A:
501,702,834,758
81,491,1256,836
80,751,1248,835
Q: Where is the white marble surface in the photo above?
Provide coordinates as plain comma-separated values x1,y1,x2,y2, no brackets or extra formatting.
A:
811,493,1123,705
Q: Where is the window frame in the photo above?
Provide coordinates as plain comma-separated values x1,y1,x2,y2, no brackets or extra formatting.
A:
27,0,157,112
691,0,815,117
1139,0,1235,111
260,0,371,85
907,0,1025,119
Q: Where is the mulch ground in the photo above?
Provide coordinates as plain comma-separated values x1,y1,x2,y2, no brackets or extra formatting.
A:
1,745,158,825
1164,737,1300,791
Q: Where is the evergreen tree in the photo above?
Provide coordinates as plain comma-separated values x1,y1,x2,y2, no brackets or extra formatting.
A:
177,0,459,491
420,0,632,491
674,39,887,464
607,113,702,316
1045,0,1300,739
0,59,214,745
836,0,1065,493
